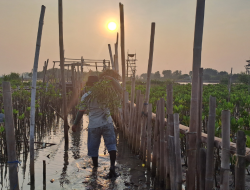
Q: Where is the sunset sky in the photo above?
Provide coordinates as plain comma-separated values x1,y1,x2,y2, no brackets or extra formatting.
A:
1,0,250,76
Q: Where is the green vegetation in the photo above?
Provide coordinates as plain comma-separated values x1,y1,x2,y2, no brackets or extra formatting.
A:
126,82,250,146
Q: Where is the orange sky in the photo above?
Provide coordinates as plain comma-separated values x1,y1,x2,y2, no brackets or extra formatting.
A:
1,0,250,76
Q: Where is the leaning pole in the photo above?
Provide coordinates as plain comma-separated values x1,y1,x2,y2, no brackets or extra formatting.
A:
58,0,69,145
30,5,46,186
187,0,206,189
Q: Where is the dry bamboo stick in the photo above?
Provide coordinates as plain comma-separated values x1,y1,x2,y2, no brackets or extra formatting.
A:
205,96,216,190
168,135,176,190
58,0,69,145
30,5,46,184
220,110,230,190
152,100,160,176
235,130,246,190
129,77,135,146
108,44,115,70
200,148,206,190
174,113,182,190
187,0,206,188
196,67,203,190
136,95,144,153
132,90,141,152
147,104,152,170
2,82,19,190
159,98,165,180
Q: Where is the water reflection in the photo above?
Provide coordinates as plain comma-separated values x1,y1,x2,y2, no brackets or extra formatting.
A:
59,144,70,187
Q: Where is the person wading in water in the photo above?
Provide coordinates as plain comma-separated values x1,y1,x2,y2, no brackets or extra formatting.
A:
72,73,122,178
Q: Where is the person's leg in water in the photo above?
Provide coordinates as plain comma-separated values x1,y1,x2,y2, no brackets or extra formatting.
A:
103,123,119,178
88,127,102,168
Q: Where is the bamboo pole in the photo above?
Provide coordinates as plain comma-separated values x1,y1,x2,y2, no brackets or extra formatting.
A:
58,0,68,144
159,98,165,180
220,110,230,190
136,94,144,153
168,135,176,190
108,44,115,70
2,82,19,190
132,90,141,152
228,68,233,102
235,130,246,190
141,22,156,162
152,100,160,176
119,3,126,130
43,160,46,190
129,77,135,146
30,5,46,184
205,96,216,190
115,32,119,72
200,148,206,190
147,103,152,170
187,0,206,188
196,67,203,190
174,113,182,190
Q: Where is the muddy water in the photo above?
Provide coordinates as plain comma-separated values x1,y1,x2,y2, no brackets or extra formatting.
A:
0,115,163,190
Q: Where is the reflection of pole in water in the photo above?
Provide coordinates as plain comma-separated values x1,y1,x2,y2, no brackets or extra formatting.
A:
71,119,83,159
60,144,70,186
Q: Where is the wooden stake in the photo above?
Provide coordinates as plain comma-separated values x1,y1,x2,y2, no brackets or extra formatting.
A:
159,98,165,180
152,100,160,176
235,131,246,190
43,160,46,190
30,5,46,184
220,110,230,190
108,44,115,70
141,22,156,162
58,0,68,145
187,0,206,188
200,148,206,190
174,113,182,190
136,94,144,153
115,32,119,72
132,90,141,152
2,82,19,190
119,3,126,127
147,104,152,170
168,135,176,190
166,84,173,189
129,77,135,146
196,67,203,190
205,96,216,190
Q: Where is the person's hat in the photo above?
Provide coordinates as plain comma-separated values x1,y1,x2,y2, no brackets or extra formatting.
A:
86,76,99,86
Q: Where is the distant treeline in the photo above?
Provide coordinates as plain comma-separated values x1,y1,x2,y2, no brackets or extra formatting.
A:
139,68,247,84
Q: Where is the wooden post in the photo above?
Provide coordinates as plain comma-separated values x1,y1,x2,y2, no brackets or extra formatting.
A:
43,160,46,190
187,0,206,188
228,68,233,102
30,5,46,184
147,104,152,170
196,67,203,190
136,94,144,153
235,131,246,190
168,114,175,188
132,90,141,152
205,96,216,190
200,148,206,190
119,3,126,128
174,113,182,190
159,98,165,180
58,0,68,145
166,84,173,189
220,110,230,190
168,135,176,190
108,44,115,70
115,32,119,72
2,82,19,190
129,77,135,145
152,100,160,176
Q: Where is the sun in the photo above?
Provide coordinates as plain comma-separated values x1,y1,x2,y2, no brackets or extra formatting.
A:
108,22,116,31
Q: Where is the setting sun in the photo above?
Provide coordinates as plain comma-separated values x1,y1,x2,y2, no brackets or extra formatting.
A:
108,22,116,31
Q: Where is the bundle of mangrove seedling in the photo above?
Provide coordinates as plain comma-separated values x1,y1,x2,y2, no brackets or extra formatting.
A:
79,79,122,117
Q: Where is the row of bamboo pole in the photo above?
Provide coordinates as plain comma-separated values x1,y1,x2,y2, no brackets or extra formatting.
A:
116,1,247,189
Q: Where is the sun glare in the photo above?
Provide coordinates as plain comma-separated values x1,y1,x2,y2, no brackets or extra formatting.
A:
108,22,116,31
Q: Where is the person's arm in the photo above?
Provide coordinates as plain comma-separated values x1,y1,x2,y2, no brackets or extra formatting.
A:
72,110,86,132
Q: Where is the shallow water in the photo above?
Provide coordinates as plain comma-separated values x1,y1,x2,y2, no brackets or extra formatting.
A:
0,115,162,190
